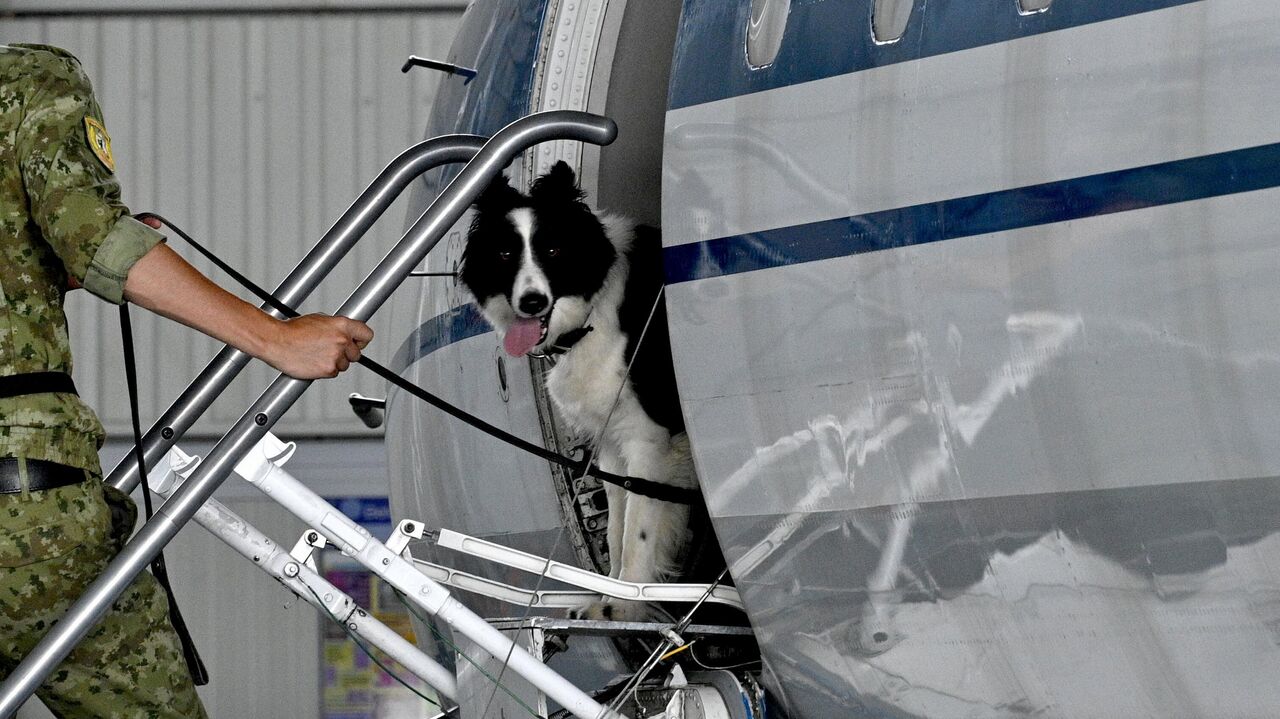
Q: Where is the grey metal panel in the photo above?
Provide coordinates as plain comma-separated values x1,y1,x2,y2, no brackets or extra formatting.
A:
588,0,683,228
716,481,1280,718
662,0,1280,716
662,2,1261,247
385,332,570,543
669,186,1280,715
671,189,1280,516
1,9,463,438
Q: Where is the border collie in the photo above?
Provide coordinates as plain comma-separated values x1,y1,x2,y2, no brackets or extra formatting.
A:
460,161,696,620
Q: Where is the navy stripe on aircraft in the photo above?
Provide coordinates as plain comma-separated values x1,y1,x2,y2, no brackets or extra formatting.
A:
663,141,1280,285
399,141,1280,367
669,0,1200,110
391,302,490,373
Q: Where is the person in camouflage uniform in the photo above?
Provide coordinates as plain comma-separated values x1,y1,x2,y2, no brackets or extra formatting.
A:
0,44,374,716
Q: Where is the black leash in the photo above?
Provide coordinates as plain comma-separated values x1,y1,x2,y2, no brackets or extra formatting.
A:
133,212,698,506
119,303,209,685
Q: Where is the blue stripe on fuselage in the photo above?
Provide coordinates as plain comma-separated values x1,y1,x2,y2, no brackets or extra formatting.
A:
663,141,1280,285
391,302,491,373
397,141,1280,367
396,138,1280,363
669,0,1202,110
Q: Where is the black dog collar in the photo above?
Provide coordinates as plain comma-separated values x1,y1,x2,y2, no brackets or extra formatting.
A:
541,325,594,357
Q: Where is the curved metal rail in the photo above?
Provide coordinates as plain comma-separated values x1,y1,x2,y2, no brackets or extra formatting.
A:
106,133,486,495
433,528,745,610
0,111,619,719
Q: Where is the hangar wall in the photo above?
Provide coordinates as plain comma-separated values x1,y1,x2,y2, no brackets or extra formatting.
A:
1,1,465,439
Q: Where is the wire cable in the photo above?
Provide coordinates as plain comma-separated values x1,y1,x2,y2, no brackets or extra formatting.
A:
659,642,693,662
301,582,442,709
605,567,731,716
392,589,541,718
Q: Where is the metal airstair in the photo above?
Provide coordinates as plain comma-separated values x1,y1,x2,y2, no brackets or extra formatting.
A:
0,112,764,719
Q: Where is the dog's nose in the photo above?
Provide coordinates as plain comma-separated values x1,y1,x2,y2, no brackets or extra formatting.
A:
518,293,549,316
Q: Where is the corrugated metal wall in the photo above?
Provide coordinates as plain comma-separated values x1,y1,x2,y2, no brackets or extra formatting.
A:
1,2,465,438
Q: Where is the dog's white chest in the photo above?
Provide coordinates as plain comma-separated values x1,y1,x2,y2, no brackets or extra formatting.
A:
545,331,631,432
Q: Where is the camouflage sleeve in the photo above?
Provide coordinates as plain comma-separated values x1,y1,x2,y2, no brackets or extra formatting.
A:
14,49,163,305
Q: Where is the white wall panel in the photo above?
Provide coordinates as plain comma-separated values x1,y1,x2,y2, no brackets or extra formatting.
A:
1,7,463,438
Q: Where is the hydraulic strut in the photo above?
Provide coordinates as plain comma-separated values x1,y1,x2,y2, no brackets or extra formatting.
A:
149,446,459,703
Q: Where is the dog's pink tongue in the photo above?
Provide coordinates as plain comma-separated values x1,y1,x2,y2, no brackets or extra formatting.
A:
504,317,543,357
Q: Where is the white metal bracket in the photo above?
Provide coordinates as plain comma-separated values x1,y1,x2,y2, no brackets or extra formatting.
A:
147,444,458,702
659,627,686,648
386,518,426,557
149,445,201,495
433,528,744,610
289,529,328,571
229,432,622,719
411,558,605,609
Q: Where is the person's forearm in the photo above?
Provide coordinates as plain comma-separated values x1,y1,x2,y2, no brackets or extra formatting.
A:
119,241,374,380
121,242,279,360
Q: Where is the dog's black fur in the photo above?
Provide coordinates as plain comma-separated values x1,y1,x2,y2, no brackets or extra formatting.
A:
461,162,684,433
461,161,699,619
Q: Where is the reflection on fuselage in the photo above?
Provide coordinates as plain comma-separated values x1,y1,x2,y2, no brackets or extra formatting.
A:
709,310,1280,716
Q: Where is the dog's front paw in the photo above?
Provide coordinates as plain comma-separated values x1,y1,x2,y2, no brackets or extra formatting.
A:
568,599,653,623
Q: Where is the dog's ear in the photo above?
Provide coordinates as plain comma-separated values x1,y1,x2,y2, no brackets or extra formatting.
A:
530,160,586,204
474,172,520,212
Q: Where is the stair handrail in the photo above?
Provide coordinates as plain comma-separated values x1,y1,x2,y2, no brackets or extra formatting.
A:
0,111,618,719
107,133,486,495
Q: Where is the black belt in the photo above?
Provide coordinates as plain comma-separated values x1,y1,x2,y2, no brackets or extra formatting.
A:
0,457,86,494
0,372,78,399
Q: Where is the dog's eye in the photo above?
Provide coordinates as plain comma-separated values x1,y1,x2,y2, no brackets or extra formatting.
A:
498,250,514,261
546,247,560,257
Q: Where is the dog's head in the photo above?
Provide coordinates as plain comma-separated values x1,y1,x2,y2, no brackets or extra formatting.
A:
461,161,618,357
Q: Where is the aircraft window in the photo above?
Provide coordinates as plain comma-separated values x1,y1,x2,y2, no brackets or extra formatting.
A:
872,0,913,44
1018,0,1053,13
747,0,791,68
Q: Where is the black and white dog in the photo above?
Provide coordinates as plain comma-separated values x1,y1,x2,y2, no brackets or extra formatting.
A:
460,161,696,620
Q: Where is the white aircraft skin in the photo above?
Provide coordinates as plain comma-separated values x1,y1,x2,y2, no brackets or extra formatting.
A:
387,1,1280,716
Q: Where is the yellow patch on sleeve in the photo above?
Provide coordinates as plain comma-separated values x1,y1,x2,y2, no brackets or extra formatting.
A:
83,116,115,172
